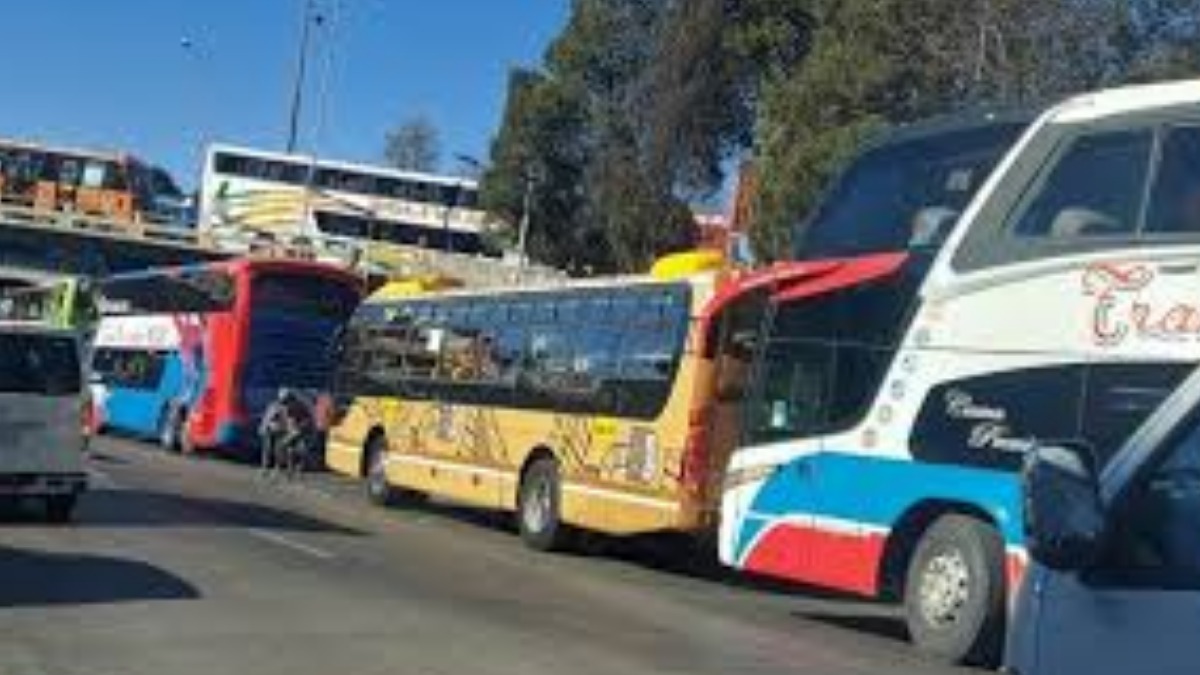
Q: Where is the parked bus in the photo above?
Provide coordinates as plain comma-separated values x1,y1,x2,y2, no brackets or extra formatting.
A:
326,251,775,546
719,79,1200,665
0,137,188,226
0,277,97,330
198,144,494,266
91,259,361,455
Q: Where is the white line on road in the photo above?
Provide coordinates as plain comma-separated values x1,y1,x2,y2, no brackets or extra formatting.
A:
245,528,336,561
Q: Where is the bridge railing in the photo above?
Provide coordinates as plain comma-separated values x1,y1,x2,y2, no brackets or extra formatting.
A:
0,202,566,287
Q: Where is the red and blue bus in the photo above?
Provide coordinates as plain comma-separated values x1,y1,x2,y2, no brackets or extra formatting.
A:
92,258,362,455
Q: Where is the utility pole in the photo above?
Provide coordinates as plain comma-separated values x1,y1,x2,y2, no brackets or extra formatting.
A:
517,166,540,273
285,0,318,153
440,183,462,255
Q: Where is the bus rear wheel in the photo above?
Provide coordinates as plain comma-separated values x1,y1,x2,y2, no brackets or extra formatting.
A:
159,406,185,453
365,436,408,507
517,457,570,552
903,514,1006,667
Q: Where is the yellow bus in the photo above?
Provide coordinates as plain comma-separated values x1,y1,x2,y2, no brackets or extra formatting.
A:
325,252,773,550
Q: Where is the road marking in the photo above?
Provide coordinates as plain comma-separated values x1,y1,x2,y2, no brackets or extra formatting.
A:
245,528,336,561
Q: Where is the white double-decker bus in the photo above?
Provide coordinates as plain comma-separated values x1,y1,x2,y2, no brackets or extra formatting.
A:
719,78,1200,666
197,144,494,269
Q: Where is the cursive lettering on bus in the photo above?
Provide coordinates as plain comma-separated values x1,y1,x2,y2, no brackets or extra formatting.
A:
1083,262,1200,347
944,389,1006,422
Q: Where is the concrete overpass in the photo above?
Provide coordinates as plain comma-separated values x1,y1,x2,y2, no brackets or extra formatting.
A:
0,205,228,285
0,204,564,289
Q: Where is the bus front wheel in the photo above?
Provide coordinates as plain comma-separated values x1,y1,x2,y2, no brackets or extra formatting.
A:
44,494,77,524
903,514,1006,667
517,457,571,552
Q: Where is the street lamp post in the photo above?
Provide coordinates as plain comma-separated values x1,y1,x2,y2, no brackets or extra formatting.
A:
285,0,319,153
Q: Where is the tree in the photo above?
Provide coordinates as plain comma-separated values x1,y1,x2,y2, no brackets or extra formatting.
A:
383,115,441,172
482,0,801,273
748,0,1200,260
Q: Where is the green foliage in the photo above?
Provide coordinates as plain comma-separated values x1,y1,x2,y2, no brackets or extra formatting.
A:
483,0,772,274
750,0,1200,260
484,0,1200,268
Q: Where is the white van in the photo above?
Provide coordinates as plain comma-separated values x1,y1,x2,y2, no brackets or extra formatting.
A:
1011,366,1200,675
0,323,88,521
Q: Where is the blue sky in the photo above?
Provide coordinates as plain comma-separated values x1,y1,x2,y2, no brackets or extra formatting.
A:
0,1,569,189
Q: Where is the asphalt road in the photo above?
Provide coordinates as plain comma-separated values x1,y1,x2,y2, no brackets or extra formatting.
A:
0,437,970,675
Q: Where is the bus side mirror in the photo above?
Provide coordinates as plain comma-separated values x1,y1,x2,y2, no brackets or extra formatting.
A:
1022,444,1107,571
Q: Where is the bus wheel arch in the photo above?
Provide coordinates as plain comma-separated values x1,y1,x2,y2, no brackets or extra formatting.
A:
360,426,388,478
516,447,570,551
882,502,1006,667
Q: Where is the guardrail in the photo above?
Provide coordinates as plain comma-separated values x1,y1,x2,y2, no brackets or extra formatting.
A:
0,203,216,251
0,203,566,288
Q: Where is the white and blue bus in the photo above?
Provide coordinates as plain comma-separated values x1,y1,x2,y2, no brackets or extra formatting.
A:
719,78,1200,666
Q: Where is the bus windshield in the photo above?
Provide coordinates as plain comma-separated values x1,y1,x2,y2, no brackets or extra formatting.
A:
252,273,360,320
100,268,237,315
797,121,1027,260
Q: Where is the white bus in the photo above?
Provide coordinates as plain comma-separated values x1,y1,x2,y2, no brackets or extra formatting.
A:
718,78,1200,666
197,144,495,269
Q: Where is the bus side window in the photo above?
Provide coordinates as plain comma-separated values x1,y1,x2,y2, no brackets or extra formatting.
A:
1144,126,1200,235
81,161,107,189
1009,130,1152,239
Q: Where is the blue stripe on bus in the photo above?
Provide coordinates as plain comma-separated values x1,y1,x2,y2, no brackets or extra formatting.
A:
735,451,1024,561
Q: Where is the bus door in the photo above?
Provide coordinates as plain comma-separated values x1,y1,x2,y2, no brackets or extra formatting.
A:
915,122,1200,472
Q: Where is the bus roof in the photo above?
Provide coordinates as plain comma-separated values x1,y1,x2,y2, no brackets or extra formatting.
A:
206,142,479,190
1052,76,1200,123
0,321,79,338
0,136,136,165
363,269,721,307
103,257,363,284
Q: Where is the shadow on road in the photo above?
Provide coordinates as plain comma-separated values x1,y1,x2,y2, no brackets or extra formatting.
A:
87,449,130,465
0,545,199,608
792,610,909,642
0,490,364,536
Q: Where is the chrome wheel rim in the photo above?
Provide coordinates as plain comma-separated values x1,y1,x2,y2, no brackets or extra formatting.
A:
919,548,971,628
523,478,552,533
368,449,387,494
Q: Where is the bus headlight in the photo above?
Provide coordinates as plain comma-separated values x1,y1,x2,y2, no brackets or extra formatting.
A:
723,463,780,491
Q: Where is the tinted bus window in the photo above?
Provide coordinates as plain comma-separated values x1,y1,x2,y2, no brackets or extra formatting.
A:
798,121,1027,259
0,334,80,395
91,348,167,390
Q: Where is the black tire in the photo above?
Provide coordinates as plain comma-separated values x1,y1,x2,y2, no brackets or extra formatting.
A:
45,494,77,524
364,435,403,507
159,405,187,453
903,514,1006,667
517,457,570,552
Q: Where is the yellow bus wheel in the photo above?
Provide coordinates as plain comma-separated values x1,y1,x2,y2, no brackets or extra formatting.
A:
517,456,571,552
